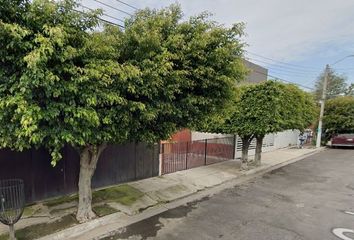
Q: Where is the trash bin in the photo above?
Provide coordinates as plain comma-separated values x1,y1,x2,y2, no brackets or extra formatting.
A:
0,179,25,240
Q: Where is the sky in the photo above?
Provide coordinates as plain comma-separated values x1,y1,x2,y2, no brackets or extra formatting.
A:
81,0,354,91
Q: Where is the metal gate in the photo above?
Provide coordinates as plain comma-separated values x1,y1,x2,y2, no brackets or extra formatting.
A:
161,136,235,174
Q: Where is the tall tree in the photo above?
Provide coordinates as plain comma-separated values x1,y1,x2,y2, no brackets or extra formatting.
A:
323,96,354,135
209,81,316,169
0,0,247,222
314,68,348,100
251,82,316,166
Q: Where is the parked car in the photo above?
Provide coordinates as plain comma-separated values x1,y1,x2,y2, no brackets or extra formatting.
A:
328,133,354,147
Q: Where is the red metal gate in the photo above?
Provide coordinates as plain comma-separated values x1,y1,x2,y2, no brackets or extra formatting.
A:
161,136,235,174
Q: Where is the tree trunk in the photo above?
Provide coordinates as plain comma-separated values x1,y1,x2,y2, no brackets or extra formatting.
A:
241,136,251,170
254,135,264,167
9,224,15,240
76,143,107,223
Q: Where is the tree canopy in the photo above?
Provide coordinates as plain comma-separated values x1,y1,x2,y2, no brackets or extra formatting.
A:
215,81,315,136
0,0,247,163
0,0,103,162
0,0,247,221
323,96,354,135
208,80,316,168
314,68,352,100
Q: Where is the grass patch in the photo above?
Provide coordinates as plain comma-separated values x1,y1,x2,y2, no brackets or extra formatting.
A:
44,195,78,208
0,215,77,240
22,206,38,217
93,184,144,206
93,204,119,217
0,234,8,240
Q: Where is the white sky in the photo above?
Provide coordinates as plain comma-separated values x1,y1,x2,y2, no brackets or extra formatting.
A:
82,0,354,89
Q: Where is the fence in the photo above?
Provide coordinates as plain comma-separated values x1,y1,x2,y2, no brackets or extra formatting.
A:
161,136,235,174
0,143,159,203
162,130,300,175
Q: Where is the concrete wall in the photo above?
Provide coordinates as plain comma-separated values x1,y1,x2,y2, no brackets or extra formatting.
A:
274,129,300,149
191,131,233,141
234,133,275,158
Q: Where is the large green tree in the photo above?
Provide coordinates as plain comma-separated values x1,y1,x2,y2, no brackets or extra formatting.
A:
0,0,247,222
323,96,354,135
314,68,351,100
210,81,316,169
250,82,316,166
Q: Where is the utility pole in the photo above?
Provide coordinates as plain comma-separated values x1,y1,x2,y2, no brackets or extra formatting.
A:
316,64,329,148
315,55,354,148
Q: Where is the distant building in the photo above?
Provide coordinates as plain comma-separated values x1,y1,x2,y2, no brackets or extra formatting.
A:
243,60,268,84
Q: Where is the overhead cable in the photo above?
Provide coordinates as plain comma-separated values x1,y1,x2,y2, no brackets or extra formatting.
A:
246,50,321,71
93,0,133,16
81,4,125,23
113,0,139,10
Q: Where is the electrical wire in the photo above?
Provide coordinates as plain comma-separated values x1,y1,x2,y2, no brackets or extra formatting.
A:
73,8,125,28
246,57,320,74
246,50,321,71
80,4,125,23
247,60,319,78
250,69,315,91
92,0,133,16
244,52,320,89
246,51,354,73
267,70,317,79
113,0,139,10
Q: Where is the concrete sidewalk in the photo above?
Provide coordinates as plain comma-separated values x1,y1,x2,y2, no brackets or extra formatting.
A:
38,147,324,240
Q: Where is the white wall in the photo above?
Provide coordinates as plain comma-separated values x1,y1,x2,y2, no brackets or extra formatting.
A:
191,131,233,141
274,129,300,149
234,133,275,158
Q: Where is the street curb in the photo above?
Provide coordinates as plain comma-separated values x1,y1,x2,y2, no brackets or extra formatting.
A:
37,147,325,240
243,147,326,178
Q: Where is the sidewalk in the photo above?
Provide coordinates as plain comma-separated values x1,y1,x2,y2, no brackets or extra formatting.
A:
33,147,323,240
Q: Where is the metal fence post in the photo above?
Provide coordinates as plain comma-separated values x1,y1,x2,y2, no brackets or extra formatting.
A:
204,139,208,165
185,142,188,170
233,134,237,159
158,143,163,176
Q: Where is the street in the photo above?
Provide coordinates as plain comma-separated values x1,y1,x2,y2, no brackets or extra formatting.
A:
101,148,354,240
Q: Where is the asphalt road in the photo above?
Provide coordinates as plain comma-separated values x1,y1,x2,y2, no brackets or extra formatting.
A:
102,148,354,240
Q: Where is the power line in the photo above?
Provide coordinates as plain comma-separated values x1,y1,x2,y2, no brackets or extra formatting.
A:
265,67,318,77
92,0,133,16
98,17,125,28
268,69,317,79
247,58,319,77
268,70,318,87
246,57,320,74
269,74,315,91
81,4,125,23
113,0,139,10
250,69,315,91
246,50,321,71
246,57,314,91
73,8,125,28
